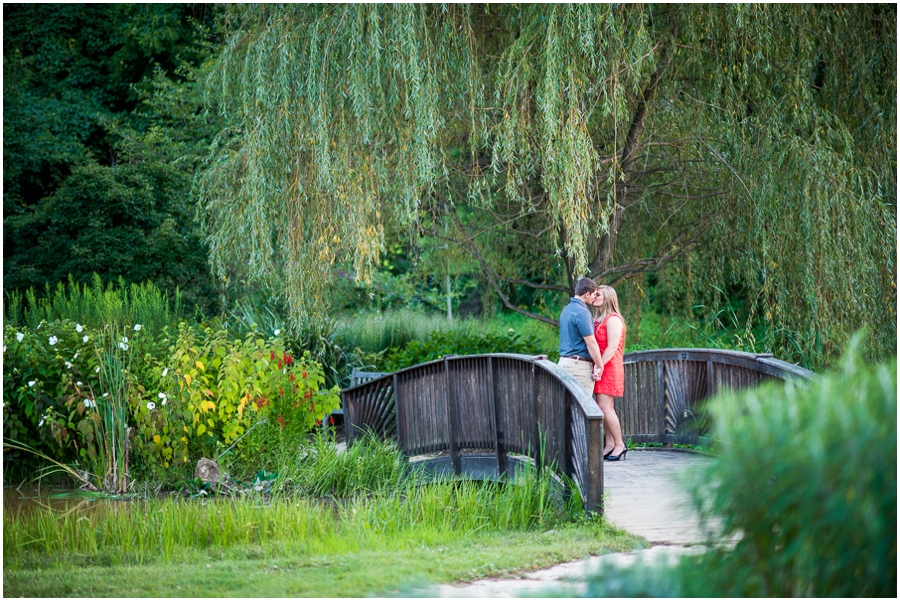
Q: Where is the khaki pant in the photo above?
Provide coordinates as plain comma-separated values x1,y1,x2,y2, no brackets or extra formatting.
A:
558,357,594,394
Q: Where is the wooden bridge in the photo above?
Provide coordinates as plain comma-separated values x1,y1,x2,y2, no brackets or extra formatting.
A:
340,349,816,515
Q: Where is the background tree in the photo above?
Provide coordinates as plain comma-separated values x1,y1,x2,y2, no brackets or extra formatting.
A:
3,3,221,310
194,5,893,365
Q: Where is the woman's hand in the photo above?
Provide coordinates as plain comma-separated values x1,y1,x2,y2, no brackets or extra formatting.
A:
592,363,603,381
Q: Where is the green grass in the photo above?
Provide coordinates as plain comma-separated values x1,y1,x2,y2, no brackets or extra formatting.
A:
3,521,638,597
4,436,643,596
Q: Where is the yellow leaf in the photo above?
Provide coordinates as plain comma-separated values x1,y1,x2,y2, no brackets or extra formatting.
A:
197,423,207,436
201,400,216,412
184,373,192,386
196,361,206,372
153,434,161,445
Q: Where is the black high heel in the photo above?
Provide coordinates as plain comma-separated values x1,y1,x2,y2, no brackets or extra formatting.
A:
603,449,613,460
606,448,628,461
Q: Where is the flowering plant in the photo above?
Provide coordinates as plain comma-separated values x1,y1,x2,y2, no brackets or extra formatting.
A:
166,324,340,460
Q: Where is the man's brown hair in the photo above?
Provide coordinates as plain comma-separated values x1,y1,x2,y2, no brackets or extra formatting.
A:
574,277,598,297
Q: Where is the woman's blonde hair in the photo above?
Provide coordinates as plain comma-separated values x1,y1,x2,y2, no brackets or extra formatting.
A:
592,285,624,324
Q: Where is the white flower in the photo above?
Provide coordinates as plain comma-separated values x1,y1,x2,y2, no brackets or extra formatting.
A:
123,336,128,343
28,381,36,387
161,397,167,406
273,329,281,336
102,392,109,398
73,352,79,359
65,361,73,369
76,381,83,387
134,324,142,331
95,366,101,373
147,401,156,411
38,418,45,427
76,324,84,333
83,335,89,343
118,342,129,351
16,332,24,342
158,392,167,399
161,368,168,377
84,399,95,408
49,336,58,346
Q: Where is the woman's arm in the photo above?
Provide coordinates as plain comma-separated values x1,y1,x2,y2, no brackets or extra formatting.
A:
598,316,624,366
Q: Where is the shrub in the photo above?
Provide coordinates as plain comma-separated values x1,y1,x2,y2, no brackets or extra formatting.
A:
3,319,341,486
381,329,550,371
165,324,341,466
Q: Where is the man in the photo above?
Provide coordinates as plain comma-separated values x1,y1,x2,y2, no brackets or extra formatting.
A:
558,277,604,393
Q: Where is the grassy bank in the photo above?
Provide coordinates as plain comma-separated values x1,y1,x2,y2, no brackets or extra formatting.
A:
4,436,643,596
4,520,637,597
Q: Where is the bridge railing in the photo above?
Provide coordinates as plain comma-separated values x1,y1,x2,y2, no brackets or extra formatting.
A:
341,348,816,515
621,348,817,445
341,354,605,514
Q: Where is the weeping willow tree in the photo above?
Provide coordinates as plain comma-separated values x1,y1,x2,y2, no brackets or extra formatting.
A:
198,4,895,366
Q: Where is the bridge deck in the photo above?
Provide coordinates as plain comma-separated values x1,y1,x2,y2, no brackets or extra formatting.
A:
603,449,722,544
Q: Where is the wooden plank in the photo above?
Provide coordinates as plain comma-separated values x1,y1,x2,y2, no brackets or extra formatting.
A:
488,357,508,478
657,360,666,440
445,357,461,475
532,362,542,473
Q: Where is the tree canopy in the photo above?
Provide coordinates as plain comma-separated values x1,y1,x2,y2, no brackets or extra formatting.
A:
199,4,895,363
3,3,220,308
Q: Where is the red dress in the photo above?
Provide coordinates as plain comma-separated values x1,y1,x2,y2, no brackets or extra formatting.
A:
593,312,626,396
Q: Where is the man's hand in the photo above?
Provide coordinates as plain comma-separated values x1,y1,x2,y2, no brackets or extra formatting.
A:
592,363,603,381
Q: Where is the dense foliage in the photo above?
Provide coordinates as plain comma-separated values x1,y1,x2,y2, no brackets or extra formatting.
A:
3,4,220,310
2,316,340,486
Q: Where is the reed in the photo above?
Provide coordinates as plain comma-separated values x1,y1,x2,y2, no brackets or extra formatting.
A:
4,274,182,333
85,326,134,493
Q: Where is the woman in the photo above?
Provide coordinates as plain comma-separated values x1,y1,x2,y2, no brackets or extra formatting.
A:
591,285,628,461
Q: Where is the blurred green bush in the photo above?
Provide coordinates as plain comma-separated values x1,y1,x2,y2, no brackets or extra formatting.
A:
582,334,896,597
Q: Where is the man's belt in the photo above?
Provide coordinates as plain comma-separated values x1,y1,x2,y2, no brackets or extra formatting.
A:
561,355,593,364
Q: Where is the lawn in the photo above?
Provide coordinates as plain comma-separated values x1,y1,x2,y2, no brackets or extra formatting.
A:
4,511,640,597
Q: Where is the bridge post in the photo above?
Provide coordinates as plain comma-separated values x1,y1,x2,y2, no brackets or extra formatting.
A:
586,413,604,514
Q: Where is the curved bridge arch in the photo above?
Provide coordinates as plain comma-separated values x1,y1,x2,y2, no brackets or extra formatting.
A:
340,349,815,515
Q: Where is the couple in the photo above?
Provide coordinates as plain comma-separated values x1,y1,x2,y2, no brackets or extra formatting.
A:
558,278,627,461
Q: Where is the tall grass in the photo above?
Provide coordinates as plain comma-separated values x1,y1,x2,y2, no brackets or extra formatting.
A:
273,434,410,497
87,326,134,493
4,274,183,333
335,310,474,357
5,446,575,567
